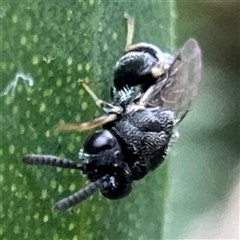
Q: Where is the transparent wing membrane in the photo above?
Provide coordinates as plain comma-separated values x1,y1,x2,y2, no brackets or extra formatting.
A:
139,38,202,123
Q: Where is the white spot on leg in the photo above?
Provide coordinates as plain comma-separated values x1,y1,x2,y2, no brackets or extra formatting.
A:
110,176,116,188
1,71,34,97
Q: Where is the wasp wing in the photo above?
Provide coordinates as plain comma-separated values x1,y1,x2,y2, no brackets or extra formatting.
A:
139,38,202,123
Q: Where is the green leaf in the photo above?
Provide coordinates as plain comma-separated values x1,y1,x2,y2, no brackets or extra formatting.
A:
1,1,176,239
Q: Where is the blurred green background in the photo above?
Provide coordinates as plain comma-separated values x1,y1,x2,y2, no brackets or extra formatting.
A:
1,1,239,240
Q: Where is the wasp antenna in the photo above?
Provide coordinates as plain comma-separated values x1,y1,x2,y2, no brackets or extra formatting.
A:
22,154,82,170
53,176,109,211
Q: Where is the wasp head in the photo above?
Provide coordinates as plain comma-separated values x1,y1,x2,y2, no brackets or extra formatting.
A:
79,129,133,199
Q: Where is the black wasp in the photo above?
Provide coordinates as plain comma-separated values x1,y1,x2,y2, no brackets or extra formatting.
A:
22,14,202,211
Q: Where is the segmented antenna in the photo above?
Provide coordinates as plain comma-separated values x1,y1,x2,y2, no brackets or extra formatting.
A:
53,175,109,211
22,154,82,170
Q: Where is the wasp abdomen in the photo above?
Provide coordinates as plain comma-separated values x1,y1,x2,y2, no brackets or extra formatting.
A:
114,51,158,93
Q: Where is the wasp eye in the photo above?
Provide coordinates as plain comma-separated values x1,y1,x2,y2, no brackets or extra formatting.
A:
84,130,117,154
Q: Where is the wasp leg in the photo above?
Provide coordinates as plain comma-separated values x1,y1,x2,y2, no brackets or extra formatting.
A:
150,62,166,78
53,114,118,133
126,104,146,114
124,13,135,51
138,74,168,107
79,79,110,109
79,79,123,114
